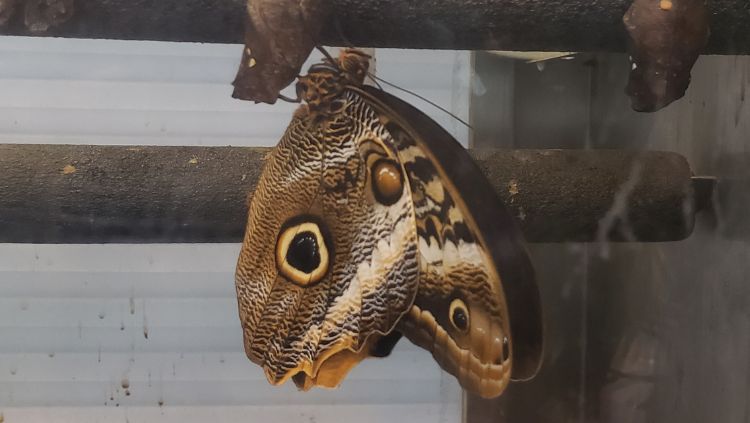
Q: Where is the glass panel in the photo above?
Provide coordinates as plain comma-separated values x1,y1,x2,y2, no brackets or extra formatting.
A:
467,52,750,423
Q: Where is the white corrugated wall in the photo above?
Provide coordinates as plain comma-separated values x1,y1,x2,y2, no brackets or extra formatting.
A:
0,37,470,422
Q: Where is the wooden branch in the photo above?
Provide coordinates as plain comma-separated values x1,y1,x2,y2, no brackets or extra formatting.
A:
0,144,697,243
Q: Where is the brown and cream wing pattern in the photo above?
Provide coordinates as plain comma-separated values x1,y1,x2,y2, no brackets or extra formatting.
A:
235,90,420,390
354,85,544,398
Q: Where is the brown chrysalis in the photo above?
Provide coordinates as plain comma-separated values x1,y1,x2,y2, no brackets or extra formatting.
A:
231,0,329,104
623,0,710,112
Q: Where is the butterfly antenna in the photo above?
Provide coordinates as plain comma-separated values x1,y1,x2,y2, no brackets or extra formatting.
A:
314,25,469,130
367,71,384,91
278,93,301,103
369,73,473,130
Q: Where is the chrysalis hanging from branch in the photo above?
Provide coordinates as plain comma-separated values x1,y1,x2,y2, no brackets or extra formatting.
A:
623,0,710,112
232,0,330,104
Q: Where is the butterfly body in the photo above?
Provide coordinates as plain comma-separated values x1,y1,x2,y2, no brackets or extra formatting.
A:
235,50,542,398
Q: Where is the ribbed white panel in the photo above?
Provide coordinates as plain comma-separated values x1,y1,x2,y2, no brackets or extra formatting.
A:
0,38,469,147
1,404,457,423
0,38,469,422
0,244,461,421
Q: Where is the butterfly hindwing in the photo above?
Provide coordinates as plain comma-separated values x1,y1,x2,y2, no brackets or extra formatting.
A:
354,85,544,397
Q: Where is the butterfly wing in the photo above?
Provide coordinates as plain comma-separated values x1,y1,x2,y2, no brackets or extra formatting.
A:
355,85,544,397
235,95,420,389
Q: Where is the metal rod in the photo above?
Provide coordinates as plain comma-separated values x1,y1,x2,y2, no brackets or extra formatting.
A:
0,0,748,54
0,144,696,243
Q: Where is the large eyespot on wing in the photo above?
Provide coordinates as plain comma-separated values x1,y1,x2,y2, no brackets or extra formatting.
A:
275,218,332,287
357,85,544,382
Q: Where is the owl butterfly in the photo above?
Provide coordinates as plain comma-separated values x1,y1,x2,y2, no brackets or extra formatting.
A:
235,49,543,398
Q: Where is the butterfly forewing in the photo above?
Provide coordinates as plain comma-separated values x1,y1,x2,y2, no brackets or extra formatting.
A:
235,96,420,389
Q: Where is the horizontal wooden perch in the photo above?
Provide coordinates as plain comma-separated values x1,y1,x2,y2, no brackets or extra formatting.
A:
0,0,748,54
0,144,700,243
